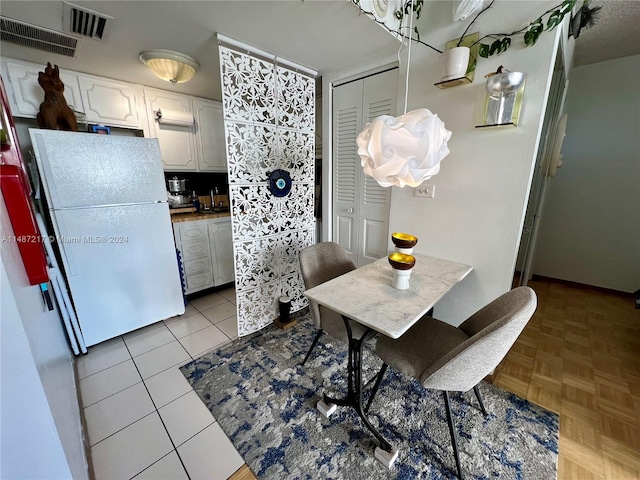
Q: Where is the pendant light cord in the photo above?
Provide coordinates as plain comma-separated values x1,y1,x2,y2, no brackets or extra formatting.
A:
403,0,414,115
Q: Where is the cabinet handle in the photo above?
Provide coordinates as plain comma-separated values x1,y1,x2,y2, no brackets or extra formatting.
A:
347,207,354,214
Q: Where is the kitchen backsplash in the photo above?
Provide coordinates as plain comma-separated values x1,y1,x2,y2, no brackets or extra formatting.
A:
164,172,228,197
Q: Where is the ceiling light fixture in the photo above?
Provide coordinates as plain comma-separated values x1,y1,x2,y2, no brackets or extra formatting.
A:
139,49,200,85
356,0,451,188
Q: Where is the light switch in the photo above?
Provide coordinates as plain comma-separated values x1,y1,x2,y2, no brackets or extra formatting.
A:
414,184,435,198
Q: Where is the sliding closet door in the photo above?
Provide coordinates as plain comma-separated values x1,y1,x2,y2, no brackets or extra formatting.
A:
332,69,397,266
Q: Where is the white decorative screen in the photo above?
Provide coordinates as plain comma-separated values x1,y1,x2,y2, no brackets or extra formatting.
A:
219,45,315,336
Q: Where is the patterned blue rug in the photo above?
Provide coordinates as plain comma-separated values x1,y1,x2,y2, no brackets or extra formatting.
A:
180,311,558,479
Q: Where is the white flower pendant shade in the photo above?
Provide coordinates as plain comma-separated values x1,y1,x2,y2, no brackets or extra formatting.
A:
356,108,452,188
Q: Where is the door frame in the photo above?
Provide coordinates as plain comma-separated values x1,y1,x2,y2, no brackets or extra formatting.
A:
514,29,570,285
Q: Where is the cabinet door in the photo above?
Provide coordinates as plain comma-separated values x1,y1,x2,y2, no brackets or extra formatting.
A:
208,220,234,286
193,98,226,172
185,271,214,293
144,88,197,171
4,61,83,118
175,222,208,243
77,75,143,128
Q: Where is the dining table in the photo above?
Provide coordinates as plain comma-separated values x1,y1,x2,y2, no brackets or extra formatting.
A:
303,253,473,468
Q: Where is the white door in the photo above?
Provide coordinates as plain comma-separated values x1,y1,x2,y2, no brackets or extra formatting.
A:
332,79,362,263
332,69,397,266
31,131,166,208
53,203,184,346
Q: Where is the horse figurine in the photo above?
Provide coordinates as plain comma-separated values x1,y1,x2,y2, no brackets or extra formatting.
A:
37,62,78,131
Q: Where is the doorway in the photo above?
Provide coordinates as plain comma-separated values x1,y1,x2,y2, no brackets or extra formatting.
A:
514,43,567,286
331,68,398,267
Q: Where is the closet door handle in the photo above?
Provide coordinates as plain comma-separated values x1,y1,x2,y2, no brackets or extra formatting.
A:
347,207,354,213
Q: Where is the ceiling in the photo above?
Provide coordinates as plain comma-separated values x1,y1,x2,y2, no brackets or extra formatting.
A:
571,0,640,66
1,1,638,101
0,0,400,100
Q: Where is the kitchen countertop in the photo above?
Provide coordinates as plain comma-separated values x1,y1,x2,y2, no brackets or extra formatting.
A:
171,211,231,223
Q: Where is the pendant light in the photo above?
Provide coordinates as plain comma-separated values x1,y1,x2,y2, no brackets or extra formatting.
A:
139,49,200,85
356,1,452,188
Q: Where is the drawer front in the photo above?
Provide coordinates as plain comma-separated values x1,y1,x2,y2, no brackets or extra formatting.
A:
186,271,213,292
181,241,210,261
183,257,211,276
176,223,207,243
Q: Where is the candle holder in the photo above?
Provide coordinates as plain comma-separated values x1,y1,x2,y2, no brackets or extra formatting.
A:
388,253,416,290
391,232,418,255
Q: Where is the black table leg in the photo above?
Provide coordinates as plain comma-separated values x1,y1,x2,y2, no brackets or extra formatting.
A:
321,316,395,458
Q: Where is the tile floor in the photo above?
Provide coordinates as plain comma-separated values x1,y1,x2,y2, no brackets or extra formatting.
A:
77,287,245,480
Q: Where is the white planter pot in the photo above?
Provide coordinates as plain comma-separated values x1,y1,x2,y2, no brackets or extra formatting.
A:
441,46,470,81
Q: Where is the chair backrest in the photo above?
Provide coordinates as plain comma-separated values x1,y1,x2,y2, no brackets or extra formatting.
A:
420,286,537,392
299,242,356,330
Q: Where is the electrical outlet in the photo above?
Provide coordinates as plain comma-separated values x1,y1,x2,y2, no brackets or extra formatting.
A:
414,184,435,198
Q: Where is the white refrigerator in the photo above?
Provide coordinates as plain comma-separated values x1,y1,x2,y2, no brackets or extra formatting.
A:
31,129,185,347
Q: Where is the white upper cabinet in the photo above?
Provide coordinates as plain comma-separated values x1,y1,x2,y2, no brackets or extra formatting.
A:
2,57,222,171
144,88,197,172
193,98,226,172
3,60,83,117
76,75,144,129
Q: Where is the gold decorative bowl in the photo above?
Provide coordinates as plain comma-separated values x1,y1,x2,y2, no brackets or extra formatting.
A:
388,253,416,270
391,232,418,249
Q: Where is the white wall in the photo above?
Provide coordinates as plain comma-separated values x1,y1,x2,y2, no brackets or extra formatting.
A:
533,54,640,292
388,1,561,324
0,195,88,479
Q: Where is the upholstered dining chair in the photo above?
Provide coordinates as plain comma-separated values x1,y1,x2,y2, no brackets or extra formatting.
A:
365,286,537,479
299,242,367,365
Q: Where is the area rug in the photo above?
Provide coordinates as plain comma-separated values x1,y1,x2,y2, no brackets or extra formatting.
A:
180,311,558,479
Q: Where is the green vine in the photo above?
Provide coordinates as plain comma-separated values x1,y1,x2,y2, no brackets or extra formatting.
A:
352,0,584,67
351,0,442,54
472,0,578,59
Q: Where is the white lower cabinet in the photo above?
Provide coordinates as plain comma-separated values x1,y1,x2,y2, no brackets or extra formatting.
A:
208,220,234,285
174,217,234,295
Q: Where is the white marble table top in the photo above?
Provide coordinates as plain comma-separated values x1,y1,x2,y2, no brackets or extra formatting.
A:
304,253,473,339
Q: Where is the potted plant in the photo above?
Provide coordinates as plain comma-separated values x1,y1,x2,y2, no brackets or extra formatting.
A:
352,0,601,80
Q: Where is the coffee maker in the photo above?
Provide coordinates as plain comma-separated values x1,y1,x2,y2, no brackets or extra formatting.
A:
167,176,189,206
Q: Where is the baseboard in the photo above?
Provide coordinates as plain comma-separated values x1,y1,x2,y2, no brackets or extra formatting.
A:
530,274,636,299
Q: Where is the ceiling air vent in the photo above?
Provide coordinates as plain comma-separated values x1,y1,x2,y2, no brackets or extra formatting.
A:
0,16,78,57
63,1,113,41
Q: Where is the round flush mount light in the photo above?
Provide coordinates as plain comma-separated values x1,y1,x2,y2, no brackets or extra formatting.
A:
139,49,200,85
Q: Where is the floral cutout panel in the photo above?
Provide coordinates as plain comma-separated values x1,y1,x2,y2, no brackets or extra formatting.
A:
219,45,315,336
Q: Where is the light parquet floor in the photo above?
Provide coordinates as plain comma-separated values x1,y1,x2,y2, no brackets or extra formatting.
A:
494,277,640,479
232,277,640,480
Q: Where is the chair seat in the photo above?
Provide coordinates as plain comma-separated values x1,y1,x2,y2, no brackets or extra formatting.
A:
376,316,469,381
320,305,369,341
